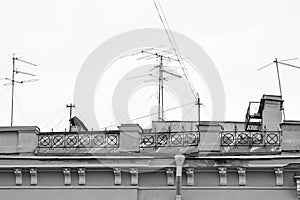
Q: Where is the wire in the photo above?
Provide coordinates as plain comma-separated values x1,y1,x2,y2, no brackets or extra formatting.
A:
100,101,195,130
153,1,175,58
157,0,196,94
35,105,66,124
182,104,196,119
14,91,31,124
52,111,68,130
41,108,66,131
115,83,157,124
153,0,197,98
140,92,157,115
74,107,89,127
202,105,213,120
126,74,152,80
202,104,224,121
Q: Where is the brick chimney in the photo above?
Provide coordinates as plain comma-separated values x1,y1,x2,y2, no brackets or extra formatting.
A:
260,95,283,131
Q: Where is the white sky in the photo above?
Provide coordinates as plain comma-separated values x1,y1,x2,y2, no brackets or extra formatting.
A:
0,0,300,131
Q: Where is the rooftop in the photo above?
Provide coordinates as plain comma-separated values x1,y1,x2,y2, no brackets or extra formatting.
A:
0,94,298,157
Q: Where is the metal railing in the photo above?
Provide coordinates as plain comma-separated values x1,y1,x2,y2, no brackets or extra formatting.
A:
140,131,199,148
245,101,261,131
220,131,281,146
246,102,261,117
38,132,119,148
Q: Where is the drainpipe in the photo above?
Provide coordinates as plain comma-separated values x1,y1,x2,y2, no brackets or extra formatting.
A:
175,154,185,200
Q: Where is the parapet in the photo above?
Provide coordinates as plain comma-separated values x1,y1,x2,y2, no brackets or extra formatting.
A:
0,126,39,154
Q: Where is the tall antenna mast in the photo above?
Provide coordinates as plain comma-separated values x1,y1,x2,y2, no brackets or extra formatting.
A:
140,50,181,121
11,55,16,127
274,58,283,97
66,103,75,131
125,48,182,121
4,54,38,126
258,57,299,120
158,56,162,120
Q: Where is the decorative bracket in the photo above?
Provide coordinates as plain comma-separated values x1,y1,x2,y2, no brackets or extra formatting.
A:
78,168,85,185
166,168,174,186
30,168,38,185
14,168,22,185
63,168,71,185
274,168,283,186
294,174,300,199
218,167,227,186
237,168,246,186
114,168,122,185
130,168,138,185
186,168,194,186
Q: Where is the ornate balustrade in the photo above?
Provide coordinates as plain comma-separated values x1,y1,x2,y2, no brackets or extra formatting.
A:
140,131,199,148
38,131,199,150
220,131,281,146
38,130,279,150
38,132,119,148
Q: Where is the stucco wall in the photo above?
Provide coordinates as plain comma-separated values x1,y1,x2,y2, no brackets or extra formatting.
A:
0,188,137,200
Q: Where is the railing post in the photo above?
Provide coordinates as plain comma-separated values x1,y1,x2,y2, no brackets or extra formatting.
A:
234,125,238,147
263,126,267,146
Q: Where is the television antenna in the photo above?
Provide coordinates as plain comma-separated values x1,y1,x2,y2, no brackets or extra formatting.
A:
127,49,182,121
258,57,299,120
2,54,38,126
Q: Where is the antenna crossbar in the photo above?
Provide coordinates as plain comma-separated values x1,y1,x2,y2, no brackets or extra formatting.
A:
14,57,38,66
141,50,179,62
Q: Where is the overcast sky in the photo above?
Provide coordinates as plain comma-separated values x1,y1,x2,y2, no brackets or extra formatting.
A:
0,0,299,131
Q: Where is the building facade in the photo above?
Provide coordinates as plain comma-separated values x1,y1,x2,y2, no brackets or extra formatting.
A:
0,95,300,200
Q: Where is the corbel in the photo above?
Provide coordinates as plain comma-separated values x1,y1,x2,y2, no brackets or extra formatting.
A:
275,168,283,186
63,168,71,185
166,168,174,186
78,168,85,185
30,168,38,185
186,168,194,186
237,167,246,186
130,168,138,185
218,167,227,186
113,168,122,185
14,168,22,185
